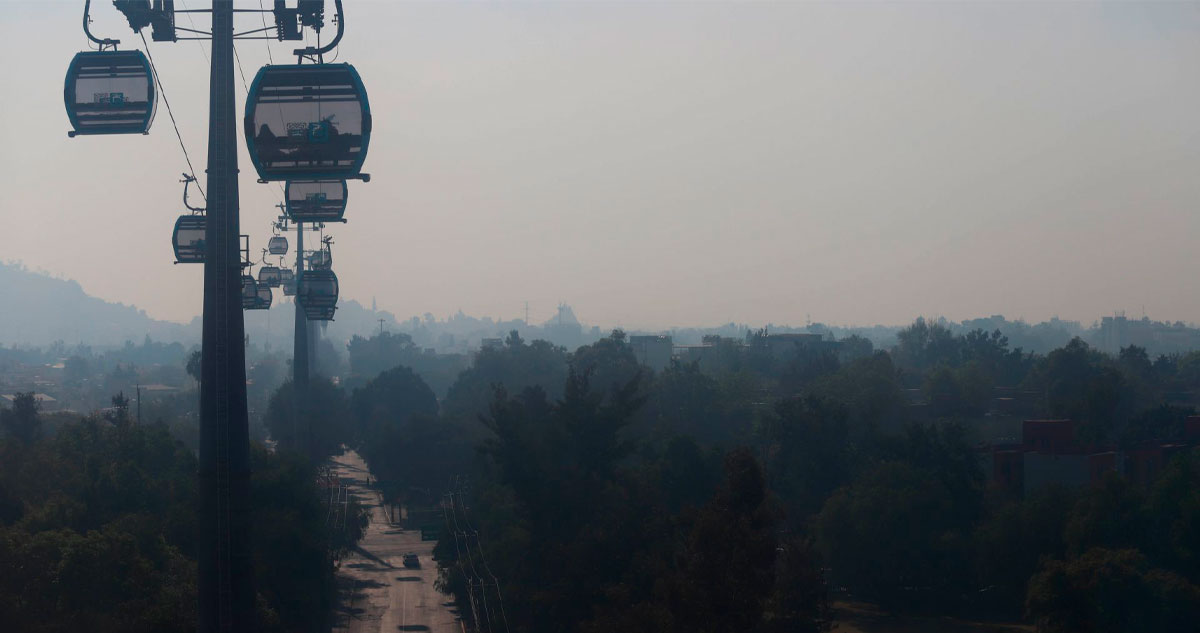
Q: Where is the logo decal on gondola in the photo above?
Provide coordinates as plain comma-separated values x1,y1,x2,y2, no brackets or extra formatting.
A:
308,121,330,143
286,120,332,143
93,92,126,105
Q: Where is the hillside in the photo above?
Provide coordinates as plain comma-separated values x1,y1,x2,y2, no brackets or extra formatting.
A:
0,262,195,347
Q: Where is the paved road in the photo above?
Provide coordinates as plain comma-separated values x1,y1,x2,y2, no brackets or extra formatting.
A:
331,451,462,633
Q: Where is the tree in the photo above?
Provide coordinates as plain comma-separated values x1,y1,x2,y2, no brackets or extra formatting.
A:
0,392,41,444
641,361,744,445
1035,338,1139,443
64,355,91,385
923,364,965,417
351,367,456,502
570,330,645,402
815,461,973,609
263,378,351,461
439,369,646,633
837,334,874,363
185,350,202,382
760,395,852,521
442,333,568,427
1141,448,1200,581
761,536,833,633
1118,345,1153,380
894,317,960,373
974,487,1075,616
105,392,132,427
809,352,905,435
250,444,367,633
674,448,781,633
1026,548,1200,633
0,405,364,632
346,331,419,380
352,365,438,439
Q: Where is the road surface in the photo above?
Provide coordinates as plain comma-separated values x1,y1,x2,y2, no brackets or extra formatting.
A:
331,450,462,633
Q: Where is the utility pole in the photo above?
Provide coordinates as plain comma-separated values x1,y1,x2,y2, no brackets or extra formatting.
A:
378,318,385,336
196,2,254,631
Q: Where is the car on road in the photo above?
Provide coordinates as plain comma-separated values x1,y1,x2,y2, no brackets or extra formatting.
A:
403,553,420,569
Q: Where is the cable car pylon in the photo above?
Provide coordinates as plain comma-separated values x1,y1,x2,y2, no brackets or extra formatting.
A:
195,6,255,631
70,2,368,628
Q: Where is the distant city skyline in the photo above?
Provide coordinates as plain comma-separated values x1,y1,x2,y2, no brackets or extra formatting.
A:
4,2,1199,328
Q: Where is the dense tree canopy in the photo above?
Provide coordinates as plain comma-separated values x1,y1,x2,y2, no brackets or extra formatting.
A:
0,400,361,632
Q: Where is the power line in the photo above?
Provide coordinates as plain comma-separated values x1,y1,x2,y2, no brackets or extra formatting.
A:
449,480,509,633
231,40,287,202
443,487,482,630
257,0,275,65
177,0,209,63
140,31,205,202
233,43,250,93
459,481,510,633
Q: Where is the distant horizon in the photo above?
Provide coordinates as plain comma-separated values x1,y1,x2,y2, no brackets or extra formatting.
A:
5,259,1194,337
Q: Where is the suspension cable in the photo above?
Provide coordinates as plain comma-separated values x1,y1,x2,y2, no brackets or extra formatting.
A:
233,41,287,201
178,0,209,63
257,0,275,65
233,43,250,93
140,31,205,202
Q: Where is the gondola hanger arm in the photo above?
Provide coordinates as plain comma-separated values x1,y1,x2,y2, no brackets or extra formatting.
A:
181,174,205,213
293,0,342,62
82,0,120,50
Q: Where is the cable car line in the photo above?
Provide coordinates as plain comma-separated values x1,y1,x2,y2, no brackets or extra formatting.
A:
233,43,250,94
140,31,204,202
68,3,374,629
256,0,275,65
177,0,210,63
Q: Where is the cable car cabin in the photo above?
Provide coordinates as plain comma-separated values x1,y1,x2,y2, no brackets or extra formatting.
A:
297,269,338,321
65,50,156,137
241,275,259,309
304,304,337,320
285,180,348,223
172,215,206,264
250,285,273,310
308,249,332,270
258,265,283,288
267,235,289,255
280,269,296,295
244,64,371,181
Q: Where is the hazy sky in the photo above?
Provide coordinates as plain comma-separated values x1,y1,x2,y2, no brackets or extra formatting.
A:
2,1,1198,329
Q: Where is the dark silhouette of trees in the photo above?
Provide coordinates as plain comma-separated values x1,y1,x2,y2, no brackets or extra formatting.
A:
0,401,362,632
673,448,780,633
442,331,569,427
433,367,831,633
351,366,464,503
263,377,351,461
0,392,41,444
1026,548,1200,633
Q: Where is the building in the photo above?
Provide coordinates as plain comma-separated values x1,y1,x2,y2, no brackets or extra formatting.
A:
756,333,842,361
987,417,1199,496
629,335,673,372
2,392,59,411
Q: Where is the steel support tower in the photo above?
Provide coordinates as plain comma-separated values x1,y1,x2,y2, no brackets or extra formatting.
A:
197,2,255,630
